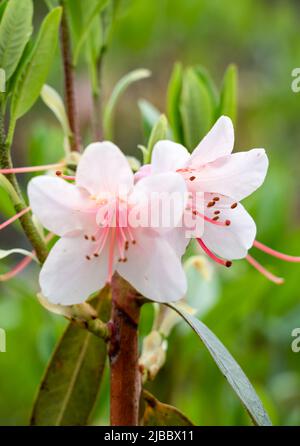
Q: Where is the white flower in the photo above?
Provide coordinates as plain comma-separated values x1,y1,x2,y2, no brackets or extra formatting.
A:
28,142,188,305
142,116,269,263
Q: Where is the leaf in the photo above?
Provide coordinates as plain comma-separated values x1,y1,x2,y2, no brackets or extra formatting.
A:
180,68,214,150
168,303,272,426
218,64,238,124
141,390,194,426
138,99,161,142
193,65,219,114
0,248,36,261
30,287,111,426
73,0,108,66
41,84,71,137
0,0,33,80
103,68,151,139
167,63,184,143
145,114,168,163
10,7,62,121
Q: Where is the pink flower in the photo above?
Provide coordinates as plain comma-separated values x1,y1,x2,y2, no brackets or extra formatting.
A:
27,142,188,305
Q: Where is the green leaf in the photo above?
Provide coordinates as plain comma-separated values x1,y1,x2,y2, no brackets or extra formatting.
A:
138,99,161,142
10,7,62,121
103,68,151,139
0,0,8,22
73,0,108,66
0,0,33,80
40,84,71,138
30,287,111,426
141,390,194,426
168,303,272,426
218,64,238,124
145,114,168,163
167,62,184,143
193,65,219,114
180,68,214,150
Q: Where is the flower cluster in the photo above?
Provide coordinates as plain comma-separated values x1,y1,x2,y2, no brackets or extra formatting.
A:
1,116,299,305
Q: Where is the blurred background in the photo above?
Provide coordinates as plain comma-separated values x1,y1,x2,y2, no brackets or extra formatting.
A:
0,0,300,426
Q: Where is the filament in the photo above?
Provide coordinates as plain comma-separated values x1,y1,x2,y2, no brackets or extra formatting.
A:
246,254,284,285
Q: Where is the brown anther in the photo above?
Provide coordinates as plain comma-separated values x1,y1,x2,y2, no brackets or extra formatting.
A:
213,197,220,202
193,210,197,216
86,255,91,261
91,236,96,242
132,240,136,245
125,241,129,250
56,170,62,177
84,235,89,240
189,176,196,181
225,220,231,226
214,210,220,215
212,216,219,221
207,201,215,208
123,258,128,263
231,203,238,209
225,261,232,268
94,253,99,258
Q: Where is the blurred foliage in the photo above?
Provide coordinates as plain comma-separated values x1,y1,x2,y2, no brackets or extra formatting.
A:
1,0,300,426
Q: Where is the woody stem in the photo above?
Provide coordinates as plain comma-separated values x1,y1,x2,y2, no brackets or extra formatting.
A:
109,273,142,426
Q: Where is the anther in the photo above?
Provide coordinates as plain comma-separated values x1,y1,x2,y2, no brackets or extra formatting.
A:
225,261,232,268
86,255,91,261
94,253,99,258
213,216,219,221
91,236,96,242
231,203,238,209
207,201,215,208
56,170,62,176
84,235,89,240
189,176,196,181
214,210,220,215
225,220,231,226
132,240,136,245
213,197,220,202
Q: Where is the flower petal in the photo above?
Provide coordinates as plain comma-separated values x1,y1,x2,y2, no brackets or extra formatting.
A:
202,201,256,259
151,140,190,174
130,172,187,231
116,229,187,303
39,236,109,305
28,176,98,237
189,115,234,166
76,142,134,196
188,149,269,201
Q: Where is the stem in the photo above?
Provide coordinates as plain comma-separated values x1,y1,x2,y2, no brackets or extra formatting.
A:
60,1,81,152
0,115,48,264
91,47,106,141
109,273,143,426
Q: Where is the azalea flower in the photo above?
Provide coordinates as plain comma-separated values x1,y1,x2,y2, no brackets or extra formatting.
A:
135,116,300,282
24,142,188,305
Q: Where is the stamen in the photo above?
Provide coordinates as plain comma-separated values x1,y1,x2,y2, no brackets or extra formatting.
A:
56,171,76,181
0,207,31,231
0,163,65,174
231,203,238,209
107,227,116,283
197,239,232,268
192,209,229,227
213,197,220,202
253,240,300,263
246,255,284,285
189,176,196,181
207,201,216,208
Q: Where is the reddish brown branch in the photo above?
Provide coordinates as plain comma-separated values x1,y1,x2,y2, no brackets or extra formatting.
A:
109,274,143,426
60,3,81,152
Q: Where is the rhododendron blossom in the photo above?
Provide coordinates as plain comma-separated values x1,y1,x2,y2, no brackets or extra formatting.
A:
135,116,300,282
27,142,188,305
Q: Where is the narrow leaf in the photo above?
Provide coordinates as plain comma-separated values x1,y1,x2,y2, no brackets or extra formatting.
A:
141,390,194,426
103,68,151,139
146,114,168,163
180,68,214,150
194,65,219,113
218,64,238,124
30,287,111,426
0,0,33,80
11,7,62,120
41,84,71,137
138,99,161,142
168,303,272,426
167,63,184,143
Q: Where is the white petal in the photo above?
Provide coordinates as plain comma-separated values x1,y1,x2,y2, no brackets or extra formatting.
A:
201,201,256,259
164,227,190,257
190,116,234,166
116,229,187,303
76,142,134,196
28,176,98,237
130,172,187,231
188,149,269,201
40,236,109,305
151,140,190,174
